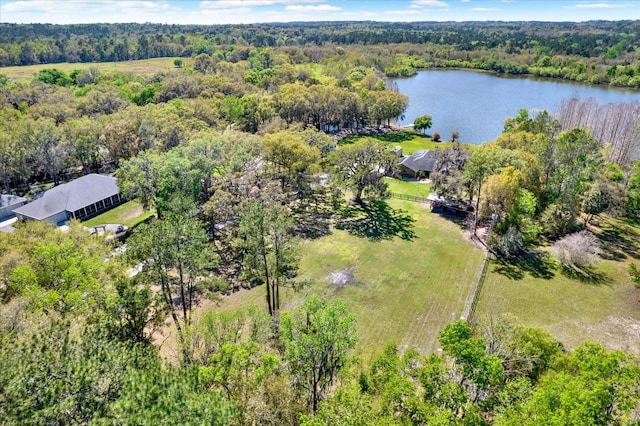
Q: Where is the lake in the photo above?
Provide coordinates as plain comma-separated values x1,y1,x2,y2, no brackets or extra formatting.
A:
393,70,640,145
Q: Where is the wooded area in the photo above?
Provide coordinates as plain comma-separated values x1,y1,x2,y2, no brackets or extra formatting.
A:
1,20,640,425
1,20,640,87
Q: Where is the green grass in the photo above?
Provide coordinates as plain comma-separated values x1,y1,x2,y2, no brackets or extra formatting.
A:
82,199,154,228
215,197,485,360
385,177,431,198
340,131,452,155
295,63,333,84
475,217,640,354
1,58,183,81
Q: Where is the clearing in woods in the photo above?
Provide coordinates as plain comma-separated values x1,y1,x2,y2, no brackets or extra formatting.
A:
1,57,184,81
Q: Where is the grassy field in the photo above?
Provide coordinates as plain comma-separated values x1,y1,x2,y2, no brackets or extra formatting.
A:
0,57,184,81
213,191,485,361
295,63,333,84
385,177,431,198
476,217,640,354
82,199,154,228
340,131,452,155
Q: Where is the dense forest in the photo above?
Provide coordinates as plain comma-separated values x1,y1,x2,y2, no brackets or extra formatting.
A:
2,20,640,425
1,20,640,87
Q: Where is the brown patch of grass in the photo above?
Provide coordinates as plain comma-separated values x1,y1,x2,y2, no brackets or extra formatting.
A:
1,58,186,81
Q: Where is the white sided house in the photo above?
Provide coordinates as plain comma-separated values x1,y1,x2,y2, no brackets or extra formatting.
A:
0,194,27,221
14,174,123,224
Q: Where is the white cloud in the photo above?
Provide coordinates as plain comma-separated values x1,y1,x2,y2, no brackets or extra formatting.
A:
3,0,174,12
569,2,634,8
471,7,499,11
2,0,52,12
387,9,423,15
285,4,341,12
1,0,180,21
200,7,251,15
200,0,318,7
410,0,448,6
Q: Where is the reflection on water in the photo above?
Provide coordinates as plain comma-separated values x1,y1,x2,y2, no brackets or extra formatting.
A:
394,70,640,145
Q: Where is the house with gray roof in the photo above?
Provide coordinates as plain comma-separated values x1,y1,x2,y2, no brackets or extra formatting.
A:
398,150,439,179
13,174,123,224
0,194,27,221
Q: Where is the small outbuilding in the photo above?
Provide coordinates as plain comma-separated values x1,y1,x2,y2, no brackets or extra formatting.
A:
398,150,438,179
0,194,27,221
13,174,123,224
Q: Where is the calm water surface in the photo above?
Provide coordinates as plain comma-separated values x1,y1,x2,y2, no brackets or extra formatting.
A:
394,70,640,145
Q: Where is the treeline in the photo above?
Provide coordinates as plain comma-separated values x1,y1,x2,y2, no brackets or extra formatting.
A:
0,62,406,193
1,21,640,87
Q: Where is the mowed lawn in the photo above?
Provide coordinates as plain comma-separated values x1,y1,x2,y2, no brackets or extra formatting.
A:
340,131,453,155
1,57,183,81
215,191,485,361
82,199,154,228
386,177,431,198
476,217,640,354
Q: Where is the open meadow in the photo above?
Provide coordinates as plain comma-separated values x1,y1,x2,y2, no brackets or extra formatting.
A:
211,178,640,360
0,57,183,81
213,184,485,360
476,217,640,354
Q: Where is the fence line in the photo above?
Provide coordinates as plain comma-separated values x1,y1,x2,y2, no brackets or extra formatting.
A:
464,211,498,324
391,190,493,324
390,192,430,203
465,249,491,323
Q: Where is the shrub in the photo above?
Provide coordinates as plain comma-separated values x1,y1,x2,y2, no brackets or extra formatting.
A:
489,226,523,259
552,230,601,270
540,203,580,239
432,131,441,142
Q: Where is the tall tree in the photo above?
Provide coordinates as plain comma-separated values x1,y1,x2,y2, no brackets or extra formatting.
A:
413,113,433,135
329,139,396,204
105,364,233,425
280,294,358,413
625,160,640,217
439,321,504,403
18,117,66,186
367,91,408,127
116,149,202,218
464,146,520,234
263,130,320,197
430,142,470,200
63,117,102,174
237,201,298,317
126,200,213,362
547,127,602,208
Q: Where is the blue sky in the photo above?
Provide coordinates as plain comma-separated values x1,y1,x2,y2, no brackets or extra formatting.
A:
1,0,638,25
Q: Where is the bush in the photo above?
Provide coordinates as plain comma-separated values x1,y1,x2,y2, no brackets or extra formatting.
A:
552,230,601,270
540,203,580,239
432,132,441,142
489,226,523,259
